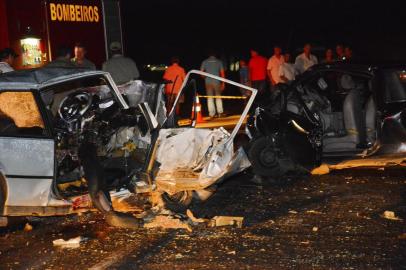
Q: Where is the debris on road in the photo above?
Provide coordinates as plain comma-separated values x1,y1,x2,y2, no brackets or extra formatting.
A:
186,209,209,223
111,190,144,213
23,223,33,232
312,227,319,232
144,215,193,232
52,236,87,248
208,216,244,228
311,155,406,175
381,211,403,221
175,253,184,259
306,210,323,215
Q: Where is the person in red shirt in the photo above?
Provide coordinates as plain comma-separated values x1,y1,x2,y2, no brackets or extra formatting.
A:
163,57,186,115
248,49,268,95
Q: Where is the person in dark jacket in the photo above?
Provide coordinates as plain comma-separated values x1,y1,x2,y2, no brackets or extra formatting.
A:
46,46,76,68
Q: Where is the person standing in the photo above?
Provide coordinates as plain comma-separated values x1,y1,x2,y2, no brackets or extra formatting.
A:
344,46,353,61
322,48,334,64
335,44,345,61
267,45,285,90
71,42,96,70
0,48,18,73
200,51,226,118
163,56,186,115
239,60,250,97
279,52,297,83
295,43,318,74
248,49,268,95
102,42,140,85
46,45,76,68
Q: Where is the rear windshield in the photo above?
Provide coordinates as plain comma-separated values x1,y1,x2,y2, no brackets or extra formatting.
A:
383,70,406,103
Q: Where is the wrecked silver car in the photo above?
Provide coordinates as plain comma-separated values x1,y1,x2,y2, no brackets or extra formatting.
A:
0,68,256,227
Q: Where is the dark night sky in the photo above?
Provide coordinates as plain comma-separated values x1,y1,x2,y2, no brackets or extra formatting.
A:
121,0,406,70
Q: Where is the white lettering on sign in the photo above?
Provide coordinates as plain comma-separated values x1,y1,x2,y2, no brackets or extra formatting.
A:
50,3,99,23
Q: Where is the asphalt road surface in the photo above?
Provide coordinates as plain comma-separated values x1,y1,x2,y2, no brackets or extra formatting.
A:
1,168,405,269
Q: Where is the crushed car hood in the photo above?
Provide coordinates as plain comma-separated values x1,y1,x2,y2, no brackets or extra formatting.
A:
154,128,251,193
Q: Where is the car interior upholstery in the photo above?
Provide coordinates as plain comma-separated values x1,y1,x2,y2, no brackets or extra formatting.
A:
299,73,375,152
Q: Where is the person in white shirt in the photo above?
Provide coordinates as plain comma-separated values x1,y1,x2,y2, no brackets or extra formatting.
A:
279,52,297,83
0,48,18,74
295,43,318,74
267,45,284,88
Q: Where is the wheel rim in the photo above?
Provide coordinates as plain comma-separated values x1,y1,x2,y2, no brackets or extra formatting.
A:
259,147,277,167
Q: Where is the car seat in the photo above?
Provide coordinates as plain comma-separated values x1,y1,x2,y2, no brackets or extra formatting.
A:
323,88,363,151
365,95,376,143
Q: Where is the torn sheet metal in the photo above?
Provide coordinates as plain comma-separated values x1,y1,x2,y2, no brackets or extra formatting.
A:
154,128,251,193
311,154,406,175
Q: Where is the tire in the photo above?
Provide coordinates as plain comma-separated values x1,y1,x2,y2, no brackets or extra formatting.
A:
248,136,282,177
248,136,306,178
161,191,193,213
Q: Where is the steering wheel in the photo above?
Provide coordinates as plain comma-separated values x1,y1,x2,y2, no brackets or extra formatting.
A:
58,91,93,123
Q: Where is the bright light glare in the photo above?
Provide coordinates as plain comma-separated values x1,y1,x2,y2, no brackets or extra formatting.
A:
398,143,406,153
21,38,40,46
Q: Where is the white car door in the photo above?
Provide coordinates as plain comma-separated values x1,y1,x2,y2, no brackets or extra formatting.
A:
0,91,54,210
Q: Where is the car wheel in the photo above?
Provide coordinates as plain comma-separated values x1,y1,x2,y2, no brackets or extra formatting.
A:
248,136,282,177
161,191,193,213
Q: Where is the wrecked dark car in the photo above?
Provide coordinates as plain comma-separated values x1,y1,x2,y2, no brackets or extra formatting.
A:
0,68,256,227
246,63,406,177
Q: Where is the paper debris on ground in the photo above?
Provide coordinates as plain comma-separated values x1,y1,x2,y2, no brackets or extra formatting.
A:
382,210,403,221
53,236,87,248
208,216,244,228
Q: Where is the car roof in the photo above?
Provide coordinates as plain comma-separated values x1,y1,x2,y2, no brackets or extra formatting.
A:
0,67,109,90
309,62,374,75
310,62,406,74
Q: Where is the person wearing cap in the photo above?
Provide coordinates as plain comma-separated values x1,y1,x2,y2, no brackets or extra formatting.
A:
102,41,140,85
71,42,96,70
0,48,18,74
